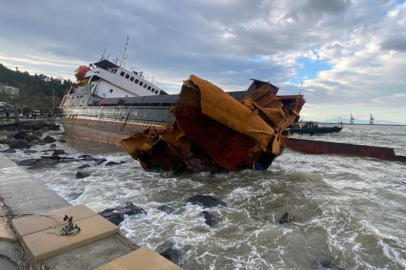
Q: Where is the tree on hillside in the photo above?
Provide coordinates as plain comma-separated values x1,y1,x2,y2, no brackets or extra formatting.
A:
0,64,70,112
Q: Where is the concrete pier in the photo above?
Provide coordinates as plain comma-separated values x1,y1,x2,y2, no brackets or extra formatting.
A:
0,153,181,269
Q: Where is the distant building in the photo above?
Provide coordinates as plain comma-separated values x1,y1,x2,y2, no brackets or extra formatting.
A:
0,85,19,97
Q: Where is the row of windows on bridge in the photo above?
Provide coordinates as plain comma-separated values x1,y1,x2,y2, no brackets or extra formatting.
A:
120,71,159,94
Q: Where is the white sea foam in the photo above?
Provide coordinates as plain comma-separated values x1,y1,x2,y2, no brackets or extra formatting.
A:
2,125,406,269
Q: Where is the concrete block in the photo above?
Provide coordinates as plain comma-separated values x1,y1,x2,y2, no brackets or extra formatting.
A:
12,204,97,238
21,215,118,261
95,246,182,270
43,234,139,270
0,153,18,169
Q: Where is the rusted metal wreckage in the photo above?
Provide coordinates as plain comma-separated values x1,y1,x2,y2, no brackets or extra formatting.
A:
121,75,305,173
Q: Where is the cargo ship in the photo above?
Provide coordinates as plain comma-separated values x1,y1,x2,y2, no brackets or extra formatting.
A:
60,55,303,145
59,53,306,174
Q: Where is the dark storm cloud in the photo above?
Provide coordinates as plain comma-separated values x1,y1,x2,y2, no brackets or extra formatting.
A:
307,0,352,14
0,0,405,122
381,34,406,52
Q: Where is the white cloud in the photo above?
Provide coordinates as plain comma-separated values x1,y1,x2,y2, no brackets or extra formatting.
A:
0,0,405,122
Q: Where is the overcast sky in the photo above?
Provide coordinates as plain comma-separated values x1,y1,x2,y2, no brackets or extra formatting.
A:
1,0,405,122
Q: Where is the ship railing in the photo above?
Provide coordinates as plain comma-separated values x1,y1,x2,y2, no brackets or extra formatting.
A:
101,55,167,91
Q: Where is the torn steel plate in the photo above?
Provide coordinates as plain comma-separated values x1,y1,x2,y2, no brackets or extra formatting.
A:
121,75,305,173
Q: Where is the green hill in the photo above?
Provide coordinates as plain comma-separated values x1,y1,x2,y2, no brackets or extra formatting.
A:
0,64,72,114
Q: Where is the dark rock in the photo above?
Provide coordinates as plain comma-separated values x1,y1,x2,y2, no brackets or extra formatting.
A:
49,144,57,148
77,164,92,169
23,122,43,130
156,242,182,266
18,158,58,168
67,192,83,200
46,123,60,131
76,171,92,179
59,157,80,163
79,154,93,161
95,158,107,165
43,136,56,143
0,139,14,146
58,139,66,143
313,260,346,270
157,205,173,214
279,212,295,224
24,150,38,154
187,195,227,208
24,133,39,142
28,158,58,169
201,211,219,227
1,148,17,153
105,161,121,166
52,149,65,156
8,139,30,149
17,159,39,167
13,131,26,140
99,202,147,225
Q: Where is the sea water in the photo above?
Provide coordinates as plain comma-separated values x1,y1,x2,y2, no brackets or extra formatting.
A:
2,124,406,269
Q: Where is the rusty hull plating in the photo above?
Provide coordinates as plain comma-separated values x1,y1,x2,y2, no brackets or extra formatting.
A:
121,75,305,173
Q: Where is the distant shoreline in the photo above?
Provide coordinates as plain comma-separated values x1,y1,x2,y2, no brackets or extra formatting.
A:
317,122,406,127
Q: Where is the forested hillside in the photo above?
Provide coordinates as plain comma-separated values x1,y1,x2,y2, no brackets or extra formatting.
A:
0,64,72,113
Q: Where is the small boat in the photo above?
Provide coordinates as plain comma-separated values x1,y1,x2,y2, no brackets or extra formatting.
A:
288,121,343,135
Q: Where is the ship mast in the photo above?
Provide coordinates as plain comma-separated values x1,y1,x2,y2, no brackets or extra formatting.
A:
119,36,129,67
350,113,354,124
370,113,375,125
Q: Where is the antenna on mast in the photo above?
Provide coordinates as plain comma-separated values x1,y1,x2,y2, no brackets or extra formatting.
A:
101,47,108,60
101,36,110,60
119,36,129,67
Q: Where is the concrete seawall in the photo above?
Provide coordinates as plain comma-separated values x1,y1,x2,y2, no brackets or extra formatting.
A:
0,152,179,269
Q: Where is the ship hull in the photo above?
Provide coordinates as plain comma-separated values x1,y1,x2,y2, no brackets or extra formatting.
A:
61,117,156,144
60,105,174,144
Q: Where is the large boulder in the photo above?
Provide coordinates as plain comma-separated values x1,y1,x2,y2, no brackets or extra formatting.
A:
7,139,30,149
201,211,219,227
76,171,92,179
79,154,93,161
95,158,107,165
1,148,17,153
77,164,92,169
45,123,60,131
99,202,147,225
52,149,65,156
24,133,40,142
43,136,56,143
187,195,227,208
157,205,173,214
13,131,26,140
105,161,125,166
156,242,182,266
17,159,39,167
279,212,295,224
18,158,58,168
28,158,58,169
313,260,346,270
23,122,44,130
105,161,120,166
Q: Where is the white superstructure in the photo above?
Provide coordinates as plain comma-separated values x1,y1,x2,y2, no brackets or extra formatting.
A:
60,55,167,108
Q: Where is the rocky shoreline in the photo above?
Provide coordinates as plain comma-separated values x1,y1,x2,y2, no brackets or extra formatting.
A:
0,120,347,270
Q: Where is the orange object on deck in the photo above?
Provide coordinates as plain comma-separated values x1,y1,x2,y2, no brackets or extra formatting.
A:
74,66,90,81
